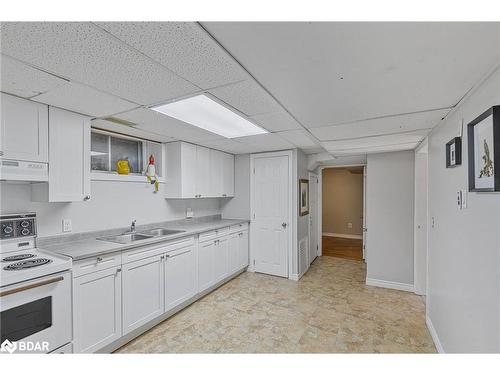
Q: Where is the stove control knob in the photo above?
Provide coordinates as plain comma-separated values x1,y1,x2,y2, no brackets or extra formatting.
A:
21,228,30,236
4,226,13,234
20,220,30,228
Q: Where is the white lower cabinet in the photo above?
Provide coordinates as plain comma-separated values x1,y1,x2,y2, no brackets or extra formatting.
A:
122,254,164,335
165,244,196,311
214,236,229,283
238,231,249,269
229,231,249,274
72,266,122,353
198,239,216,292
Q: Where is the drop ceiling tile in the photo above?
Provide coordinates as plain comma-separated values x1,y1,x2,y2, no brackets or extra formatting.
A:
310,109,449,141
209,80,282,116
31,82,138,117
197,139,260,154
1,55,68,98
91,119,176,143
301,146,325,155
0,22,198,105
321,129,428,151
330,142,419,156
117,108,223,143
233,133,295,151
276,129,318,148
96,22,246,89
250,111,303,132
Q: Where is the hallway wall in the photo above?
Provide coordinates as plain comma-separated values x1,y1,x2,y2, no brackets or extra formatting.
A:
322,168,363,237
427,64,500,353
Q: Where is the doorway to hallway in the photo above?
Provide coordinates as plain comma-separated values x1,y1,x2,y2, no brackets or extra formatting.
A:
320,166,365,261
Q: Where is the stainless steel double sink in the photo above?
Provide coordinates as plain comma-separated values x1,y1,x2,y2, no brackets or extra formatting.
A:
97,228,186,244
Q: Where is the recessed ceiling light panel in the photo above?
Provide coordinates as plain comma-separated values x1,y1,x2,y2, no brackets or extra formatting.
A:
151,94,268,138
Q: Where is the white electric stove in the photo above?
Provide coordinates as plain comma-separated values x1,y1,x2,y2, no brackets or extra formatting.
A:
0,213,72,353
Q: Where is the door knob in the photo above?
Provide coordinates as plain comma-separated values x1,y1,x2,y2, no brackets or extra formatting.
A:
282,222,287,228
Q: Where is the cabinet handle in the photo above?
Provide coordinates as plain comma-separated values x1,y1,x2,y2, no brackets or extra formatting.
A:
116,268,122,273
96,256,103,262
83,195,91,201
165,254,171,258
0,151,4,157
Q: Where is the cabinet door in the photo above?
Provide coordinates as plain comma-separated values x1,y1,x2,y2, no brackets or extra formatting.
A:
228,233,240,274
181,142,197,198
238,231,249,269
122,254,164,335
0,93,48,162
73,267,122,353
165,245,196,311
214,236,229,283
210,149,224,197
222,152,234,197
198,239,215,292
48,107,90,202
196,146,211,197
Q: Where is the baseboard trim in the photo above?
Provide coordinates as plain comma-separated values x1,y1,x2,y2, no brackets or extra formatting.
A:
290,273,299,281
426,314,445,353
366,278,414,292
322,232,362,239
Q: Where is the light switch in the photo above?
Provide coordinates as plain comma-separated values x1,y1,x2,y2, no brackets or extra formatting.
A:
347,222,353,229
62,219,72,232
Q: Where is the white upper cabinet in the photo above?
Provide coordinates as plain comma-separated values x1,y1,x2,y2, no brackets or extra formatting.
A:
165,142,234,199
0,93,48,162
32,107,91,202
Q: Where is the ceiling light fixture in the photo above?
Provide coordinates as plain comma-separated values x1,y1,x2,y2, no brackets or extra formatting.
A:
150,94,268,138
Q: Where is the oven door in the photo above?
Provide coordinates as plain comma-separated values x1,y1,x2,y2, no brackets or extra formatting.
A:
0,271,71,354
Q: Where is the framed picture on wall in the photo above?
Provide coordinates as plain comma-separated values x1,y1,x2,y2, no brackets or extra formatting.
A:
446,137,462,168
299,179,309,216
467,105,500,192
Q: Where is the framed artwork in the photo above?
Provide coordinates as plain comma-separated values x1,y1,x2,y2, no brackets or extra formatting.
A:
299,179,309,216
446,137,462,168
467,105,500,192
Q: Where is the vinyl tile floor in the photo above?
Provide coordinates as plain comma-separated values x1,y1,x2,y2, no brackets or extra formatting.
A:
116,256,436,353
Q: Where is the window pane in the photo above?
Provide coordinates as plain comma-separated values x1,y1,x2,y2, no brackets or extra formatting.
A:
110,137,142,174
91,133,109,171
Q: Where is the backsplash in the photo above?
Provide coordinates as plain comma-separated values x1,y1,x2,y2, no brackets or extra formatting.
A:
0,180,221,237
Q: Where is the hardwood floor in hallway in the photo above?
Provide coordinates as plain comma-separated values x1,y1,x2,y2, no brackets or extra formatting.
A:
322,236,363,260
116,257,435,353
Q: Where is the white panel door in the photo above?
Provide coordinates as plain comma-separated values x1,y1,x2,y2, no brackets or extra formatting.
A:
198,239,216,292
196,145,211,197
252,154,290,277
222,152,234,197
47,107,90,202
210,149,224,197
214,236,229,282
308,173,319,264
165,244,196,311
238,230,249,269
122,254,164,335
414,150,428,295
0,93,48,162
73,266,122,353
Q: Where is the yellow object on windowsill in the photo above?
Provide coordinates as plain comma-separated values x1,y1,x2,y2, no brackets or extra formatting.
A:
116,159,130,175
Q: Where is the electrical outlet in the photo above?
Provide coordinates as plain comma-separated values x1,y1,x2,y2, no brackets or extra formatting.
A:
347,222,353,229
62,219,72,232
186,208,194,219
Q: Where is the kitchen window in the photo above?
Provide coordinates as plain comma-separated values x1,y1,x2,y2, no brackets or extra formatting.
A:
90,130,163,182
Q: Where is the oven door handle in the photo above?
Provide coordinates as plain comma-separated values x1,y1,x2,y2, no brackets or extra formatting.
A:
0,276,64,297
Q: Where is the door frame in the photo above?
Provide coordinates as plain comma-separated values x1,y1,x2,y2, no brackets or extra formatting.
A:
249,150,294,279
308,171,320,263
317,164,367,258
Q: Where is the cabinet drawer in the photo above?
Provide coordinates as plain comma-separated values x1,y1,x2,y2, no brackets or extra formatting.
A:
72,252,122,278
199,227,229,243
122,243,166,264
162,236,195,253
229,222,249,234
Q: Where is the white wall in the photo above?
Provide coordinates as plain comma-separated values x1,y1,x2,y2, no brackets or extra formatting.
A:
427,65,500,353
414,144,428,296
0,181,221,237
220,154,251,219
366,151,415,287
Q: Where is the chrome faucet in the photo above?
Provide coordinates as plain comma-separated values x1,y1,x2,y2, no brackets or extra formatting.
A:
130,220,137,233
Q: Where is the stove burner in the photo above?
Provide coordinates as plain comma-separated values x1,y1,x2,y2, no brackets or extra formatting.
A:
3,258,52,271
2,253,35,262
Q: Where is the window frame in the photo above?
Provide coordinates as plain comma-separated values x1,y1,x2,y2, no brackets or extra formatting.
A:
90,128,165,183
